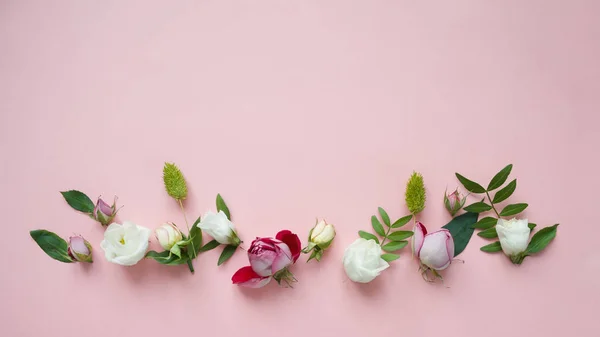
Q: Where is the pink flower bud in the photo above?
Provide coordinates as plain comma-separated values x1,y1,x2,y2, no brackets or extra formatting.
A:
93,196,119,226
68,235,93,263
444,189,467,217
412,222,454,271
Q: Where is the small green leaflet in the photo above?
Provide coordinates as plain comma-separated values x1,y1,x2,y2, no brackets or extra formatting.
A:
480,241,502,253
387,231,413,241
499,203,528,217
371,216,385,236
463,202,492,213
391,214,413,228
378,207,391,226
358,231,379,244
382,241,408,252
442,212,479,257
198,240,220,253
30,230,74,263
216,194,231,220
60,190,95,213
493,179,517,204
477,227,498,239
455,173,486,193
218,245,237,266
487,164,513,191
380,254,400,262
472,217,498,229
526,224,559,255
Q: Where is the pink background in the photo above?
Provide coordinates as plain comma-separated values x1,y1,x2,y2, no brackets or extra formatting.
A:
1,1,599,336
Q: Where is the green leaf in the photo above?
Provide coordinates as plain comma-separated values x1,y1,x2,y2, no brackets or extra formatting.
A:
477,227,498,239
492,179,517,204
405,172,426,214
30,230,74,263
60,190,95,213
442,212,479,257
145,250,188,265
378,207,391,226
526,224,559,255
387,231,413,241
216,194,231,220
499,203,528,217
480,241,502,253
218,245,237,266
382,241,408,252
528,223,537,231
391,214,413,228
371,216,385,236
455,173,486,193
163,163,187,200
463,202,492,213
487,164,513,191
198,240,220,253
472,217,498,229
380,253,400,262
358,231,379,244
187,217,203,258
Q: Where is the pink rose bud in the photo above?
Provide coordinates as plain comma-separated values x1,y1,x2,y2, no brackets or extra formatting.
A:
444,189,467,217
68,235,93,263
93,196,119,226
412,222,454,281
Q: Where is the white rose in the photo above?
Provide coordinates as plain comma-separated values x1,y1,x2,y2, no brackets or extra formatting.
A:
198,210,238,245
343,238,389,283
100,221,151,266
496,218,530,256
155,222,183,250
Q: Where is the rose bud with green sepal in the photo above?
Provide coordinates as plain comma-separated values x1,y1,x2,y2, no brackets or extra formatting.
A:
68,235,93,263
93,196,120,226
302,219,336,262
155,222,184,250
198,210,240,246
444,189,467,217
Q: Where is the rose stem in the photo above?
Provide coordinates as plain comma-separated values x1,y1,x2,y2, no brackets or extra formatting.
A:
484,191,501,218
178,199,197,261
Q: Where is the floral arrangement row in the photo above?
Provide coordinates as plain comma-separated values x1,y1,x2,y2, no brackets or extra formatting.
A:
30,163,559,286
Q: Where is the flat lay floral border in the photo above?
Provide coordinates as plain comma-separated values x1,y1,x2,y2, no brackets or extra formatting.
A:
30,163,559,288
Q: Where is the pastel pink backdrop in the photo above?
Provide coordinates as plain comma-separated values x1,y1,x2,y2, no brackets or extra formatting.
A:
1,1,598,336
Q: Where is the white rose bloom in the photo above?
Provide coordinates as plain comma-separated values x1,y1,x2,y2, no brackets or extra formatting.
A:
496,218,530,256
198,210,238,245
343,238,389,283
100,221,151,266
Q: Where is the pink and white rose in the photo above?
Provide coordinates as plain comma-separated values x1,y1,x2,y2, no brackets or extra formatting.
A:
412,222,454,271
232,230,301,288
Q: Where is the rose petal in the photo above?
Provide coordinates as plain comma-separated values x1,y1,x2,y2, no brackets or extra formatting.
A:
271,242,293,273
232,266,272,288
412,222,427,256
276,230,301,262
419,229,453,270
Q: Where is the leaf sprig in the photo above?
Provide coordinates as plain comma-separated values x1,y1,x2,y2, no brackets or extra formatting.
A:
455,164,559,259
358,207,413,262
